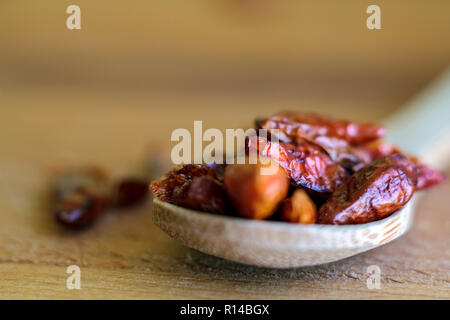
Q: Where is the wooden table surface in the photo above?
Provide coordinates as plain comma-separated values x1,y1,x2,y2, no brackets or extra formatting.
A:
0,102,449,299
0,1,449,299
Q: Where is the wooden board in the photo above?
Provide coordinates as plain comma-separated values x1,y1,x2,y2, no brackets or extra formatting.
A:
0,1,449,299
0,101,449,299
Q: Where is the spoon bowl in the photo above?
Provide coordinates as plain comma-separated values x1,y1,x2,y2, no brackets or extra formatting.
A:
152,197,416,268
152,68,450,268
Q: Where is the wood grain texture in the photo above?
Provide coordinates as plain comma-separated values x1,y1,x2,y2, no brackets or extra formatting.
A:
0,102,448,299
0,1,449,299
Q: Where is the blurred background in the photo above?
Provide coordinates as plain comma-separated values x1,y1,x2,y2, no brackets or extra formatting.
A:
1,0,449,168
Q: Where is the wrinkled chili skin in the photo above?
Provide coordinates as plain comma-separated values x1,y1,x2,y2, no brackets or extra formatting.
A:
318,154,417,225
362,140,401,160
362,140,445,190
258,113,378,173
150,164,228,214
172,176,227,214
150,165,215,203
259,112,385,145
247,136,348,193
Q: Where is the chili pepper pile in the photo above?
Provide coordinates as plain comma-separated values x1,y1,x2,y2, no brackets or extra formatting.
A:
151,112,445,225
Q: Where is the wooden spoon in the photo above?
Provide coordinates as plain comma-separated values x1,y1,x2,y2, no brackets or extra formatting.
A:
152,68,450,268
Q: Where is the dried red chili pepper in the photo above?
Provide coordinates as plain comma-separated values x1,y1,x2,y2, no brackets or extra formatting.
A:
308,135,372,173
247,136,348,193
317,154,417,225
53,167,110,229
258,113,380,173
150,164,227,214
258,112,385,145
150,165,215,203
56,187,109,229
408,156,445,190
172,175,227,214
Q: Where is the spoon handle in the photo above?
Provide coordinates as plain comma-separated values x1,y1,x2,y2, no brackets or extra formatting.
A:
383,67,450,169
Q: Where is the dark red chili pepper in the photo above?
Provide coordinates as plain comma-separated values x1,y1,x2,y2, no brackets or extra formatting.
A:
318,154,417,225
247,136,348,193
114,178,149,208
